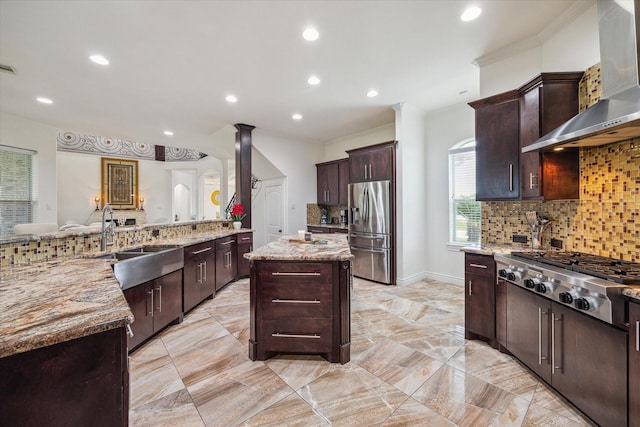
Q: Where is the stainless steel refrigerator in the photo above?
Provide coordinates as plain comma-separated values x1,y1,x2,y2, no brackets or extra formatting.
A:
348,180,392,284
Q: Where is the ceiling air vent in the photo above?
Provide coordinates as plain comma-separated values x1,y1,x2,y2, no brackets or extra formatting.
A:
0,64,16,74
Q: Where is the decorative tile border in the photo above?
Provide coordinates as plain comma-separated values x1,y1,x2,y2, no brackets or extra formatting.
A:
57,131,207,161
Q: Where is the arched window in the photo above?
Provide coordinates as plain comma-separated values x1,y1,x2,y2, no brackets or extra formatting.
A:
448,138,480,245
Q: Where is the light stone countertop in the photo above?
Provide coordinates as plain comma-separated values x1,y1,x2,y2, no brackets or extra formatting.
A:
460,245,517,256
0,229,254,359
0,257,132,358
623,287,640,302
306,223,349,230
245,233,353,262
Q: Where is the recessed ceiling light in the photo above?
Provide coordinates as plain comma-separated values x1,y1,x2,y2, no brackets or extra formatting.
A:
461,6,482,22
164,130,174,136
36,97,53,104
307,75,320,85
302,27,319,41
89,54,109,65
366,89,379,98
225,94,238,103
292,113,302,120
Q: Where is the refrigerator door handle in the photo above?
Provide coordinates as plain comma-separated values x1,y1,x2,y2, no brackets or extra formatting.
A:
350,246,388,254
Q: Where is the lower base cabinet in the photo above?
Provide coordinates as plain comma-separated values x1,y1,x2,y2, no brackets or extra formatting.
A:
183,241,216,313
630,300,640,427
124,269,183,351
506,283,627,427
0,327,129,427
236,232,253,278
249,260,351,364
215,236,237,291
464,254,496,344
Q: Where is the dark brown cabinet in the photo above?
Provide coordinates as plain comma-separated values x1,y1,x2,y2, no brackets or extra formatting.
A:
236,232,253,278
464,254,496,344
0,327,128,427
518,72,582,200
630,300,640,427
316,159,349,206
249,260,351,364
506,283,627,427
307,226,348,234
338,158,349,205
124,269,183,351
215,235,237,291
347,141,396,183
183,240,216,313
469,90,520,201
495,278,507,349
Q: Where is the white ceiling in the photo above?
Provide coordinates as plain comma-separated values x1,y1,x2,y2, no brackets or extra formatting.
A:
0,0,591,159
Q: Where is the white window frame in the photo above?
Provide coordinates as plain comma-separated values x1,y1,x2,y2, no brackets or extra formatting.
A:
448,138,480,247
0,145,38,237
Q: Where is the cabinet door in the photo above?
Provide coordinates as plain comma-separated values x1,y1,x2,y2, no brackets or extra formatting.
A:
464,254,496,342
349,152,369,183
368,144,394,181
124,284,154,350
338,159,349,205
201,250,216,299
471,92,520,200
236,232,253,278
519,86,543,199
506,284,551,383
317,162,339,205
495,278,507,348
630,301,640,427
152,270,183,332
550,303,627,427
215,237,236,290
183,249,201,313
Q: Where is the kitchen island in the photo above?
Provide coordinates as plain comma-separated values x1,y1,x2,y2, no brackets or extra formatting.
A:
245,233,353,364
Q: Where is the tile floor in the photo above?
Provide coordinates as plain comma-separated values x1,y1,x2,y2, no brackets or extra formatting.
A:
129,277,595,427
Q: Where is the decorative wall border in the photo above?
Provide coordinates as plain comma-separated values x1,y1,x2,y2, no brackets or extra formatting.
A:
56,131,207,162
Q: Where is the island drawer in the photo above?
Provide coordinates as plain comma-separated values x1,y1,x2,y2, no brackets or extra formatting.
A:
261,318,333,353
261,282,333,318
215,235,236,249
257,262,332,284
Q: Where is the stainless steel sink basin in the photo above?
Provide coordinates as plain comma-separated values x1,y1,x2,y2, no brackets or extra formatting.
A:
99,246,184,290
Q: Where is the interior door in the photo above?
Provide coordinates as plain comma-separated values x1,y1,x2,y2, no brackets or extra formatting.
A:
265,184,283,242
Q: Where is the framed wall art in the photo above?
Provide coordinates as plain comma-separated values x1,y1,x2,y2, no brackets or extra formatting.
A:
101,157,139,209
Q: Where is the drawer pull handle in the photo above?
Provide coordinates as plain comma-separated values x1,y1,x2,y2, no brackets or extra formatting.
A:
241,237,252,241
192,247,212,255
272,272,322,276
636,320,639,352
220,240,234,246
469,263,488,269
272,299,320,304
272,333,320,339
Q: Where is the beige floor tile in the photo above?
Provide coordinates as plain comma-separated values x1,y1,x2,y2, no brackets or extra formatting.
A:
265,354,338,391
129,388,205,427
187,360,292,426
241,393,331,427
381,397,457,426
297,364,409,426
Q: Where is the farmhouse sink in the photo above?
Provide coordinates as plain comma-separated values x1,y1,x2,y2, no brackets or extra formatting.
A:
98,246,184,290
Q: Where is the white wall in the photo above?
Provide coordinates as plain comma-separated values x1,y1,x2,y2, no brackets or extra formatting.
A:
424,103,475,286
1,112,58,224
479,2,599,98
251,129,322,235
394,103,427,285
323,123,395,162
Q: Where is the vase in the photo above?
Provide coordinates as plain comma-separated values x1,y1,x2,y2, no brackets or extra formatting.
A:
233,221,242,230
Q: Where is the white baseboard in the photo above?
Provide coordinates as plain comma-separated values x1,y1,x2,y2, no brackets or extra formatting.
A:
396,270,464,287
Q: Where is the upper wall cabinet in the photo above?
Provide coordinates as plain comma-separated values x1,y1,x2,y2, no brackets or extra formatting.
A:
519,72,583,200
469,91,521,201
316,159,348,206
347,141,396,183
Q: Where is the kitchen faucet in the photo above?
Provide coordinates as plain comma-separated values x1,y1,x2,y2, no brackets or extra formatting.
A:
101,204,116,251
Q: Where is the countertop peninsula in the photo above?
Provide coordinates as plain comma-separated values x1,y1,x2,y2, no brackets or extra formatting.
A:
0,228,252,359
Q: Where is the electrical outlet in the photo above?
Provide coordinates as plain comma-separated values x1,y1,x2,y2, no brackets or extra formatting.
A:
512,234,528,243
550,238,563,249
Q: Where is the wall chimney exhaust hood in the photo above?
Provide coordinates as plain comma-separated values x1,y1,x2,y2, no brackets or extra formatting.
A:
523,0,640,153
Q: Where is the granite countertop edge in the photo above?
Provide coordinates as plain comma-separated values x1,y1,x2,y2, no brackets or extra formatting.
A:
623,287,640,302
245,233,353,262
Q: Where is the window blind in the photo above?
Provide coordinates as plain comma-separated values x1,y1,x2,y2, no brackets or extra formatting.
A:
448,139,480,245
0,145,38,237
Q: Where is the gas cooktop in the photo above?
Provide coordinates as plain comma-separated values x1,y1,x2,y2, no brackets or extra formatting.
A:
511,251,640,285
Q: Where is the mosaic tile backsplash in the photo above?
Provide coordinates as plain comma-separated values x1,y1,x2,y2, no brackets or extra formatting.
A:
482,138,640,262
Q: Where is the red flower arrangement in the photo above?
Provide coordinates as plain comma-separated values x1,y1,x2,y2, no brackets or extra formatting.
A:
230,204,246,221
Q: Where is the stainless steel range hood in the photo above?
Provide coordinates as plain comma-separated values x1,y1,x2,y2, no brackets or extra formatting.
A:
523,0,640,152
